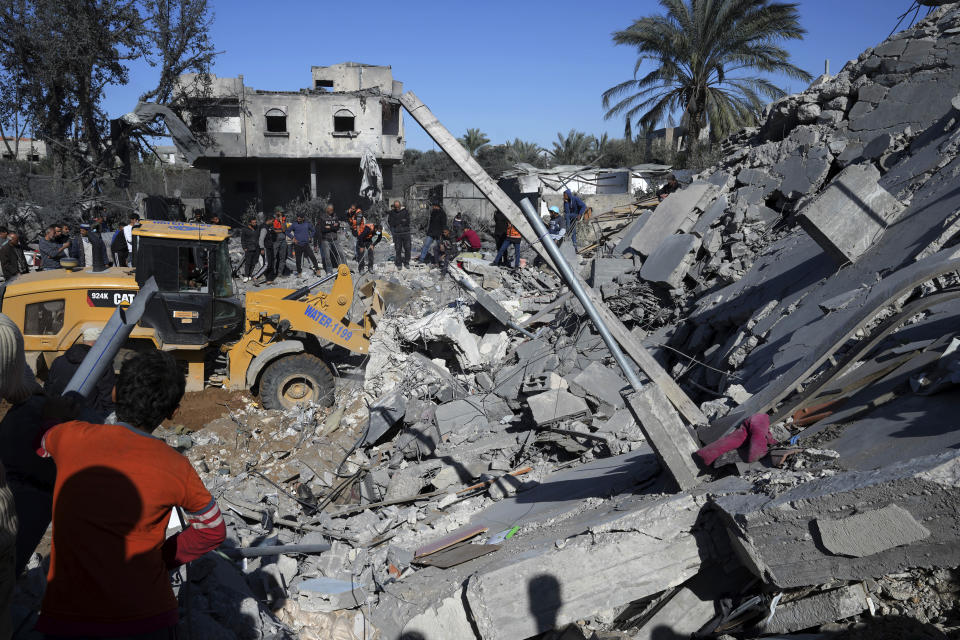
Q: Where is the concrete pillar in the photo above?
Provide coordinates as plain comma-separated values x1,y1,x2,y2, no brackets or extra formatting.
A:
310,159,318,199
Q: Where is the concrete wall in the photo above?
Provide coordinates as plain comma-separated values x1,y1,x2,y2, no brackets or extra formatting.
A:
0,138,46,162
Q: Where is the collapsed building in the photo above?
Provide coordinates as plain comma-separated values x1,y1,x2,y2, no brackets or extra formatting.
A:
174,62,405,219
11,4,960,640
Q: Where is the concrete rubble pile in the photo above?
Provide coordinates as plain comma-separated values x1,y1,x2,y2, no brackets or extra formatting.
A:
13,6,960,640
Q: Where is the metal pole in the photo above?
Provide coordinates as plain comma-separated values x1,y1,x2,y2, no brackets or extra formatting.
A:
519,198,644,391
63,277,159,398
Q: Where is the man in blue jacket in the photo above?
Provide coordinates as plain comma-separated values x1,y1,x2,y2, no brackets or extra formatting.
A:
562,189,586,247
286,213,321,277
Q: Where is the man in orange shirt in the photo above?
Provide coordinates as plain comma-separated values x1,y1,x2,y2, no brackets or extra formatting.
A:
35,350,225,638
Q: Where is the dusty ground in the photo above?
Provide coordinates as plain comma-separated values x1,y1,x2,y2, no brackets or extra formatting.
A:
163,387,252,432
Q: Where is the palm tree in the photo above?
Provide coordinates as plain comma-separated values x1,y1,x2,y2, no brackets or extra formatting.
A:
602,0,812,144
548,130,598,166
458,128,490,157
506,138,544,166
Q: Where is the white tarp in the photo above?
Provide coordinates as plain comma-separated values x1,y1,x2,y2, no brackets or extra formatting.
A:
359,146,383,202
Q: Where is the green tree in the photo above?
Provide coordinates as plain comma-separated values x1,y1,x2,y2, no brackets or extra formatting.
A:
548,130,598,166
602,0,812,144
506,138,544,166
457,128,490,157
0,0,217,184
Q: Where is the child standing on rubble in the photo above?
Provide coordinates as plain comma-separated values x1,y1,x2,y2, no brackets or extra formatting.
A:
34,350,225,638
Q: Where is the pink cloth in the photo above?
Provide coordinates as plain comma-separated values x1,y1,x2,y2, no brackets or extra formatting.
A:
696,414,776,466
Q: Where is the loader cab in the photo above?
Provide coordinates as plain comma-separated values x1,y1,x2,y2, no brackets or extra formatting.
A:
132,221,244,346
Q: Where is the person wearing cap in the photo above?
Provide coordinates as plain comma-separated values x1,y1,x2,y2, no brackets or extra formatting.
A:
657,173,680,200
456,226,482,252
43,328,116,417
34,350,225,638
546,205,567,243
0,313,43,638
451,212,465,239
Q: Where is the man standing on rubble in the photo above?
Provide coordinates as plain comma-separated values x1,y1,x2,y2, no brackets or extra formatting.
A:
240,216,261,282
562,189,586,248
493,209,508,254
387,200,411,269
287,213,322,277
419,202,447,263
356,221,383,274
272,207,290,278
35,350,226,638
260,211,277,284
318,205,342,273
493,222,522,270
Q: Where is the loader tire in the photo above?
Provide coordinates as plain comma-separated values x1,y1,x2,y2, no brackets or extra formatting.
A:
259,353,335,410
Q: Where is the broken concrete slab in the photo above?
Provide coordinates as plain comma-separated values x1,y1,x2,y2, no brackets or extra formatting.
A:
434,394,512,435
639,233,701,288
464,494,705,640
798,163,904,264
765,584,870,635
589,258,634,288
362,390,406,445
569,361,628,409
527,389,589,426
815,503,930,558
632,183,716,257
631,586,714,640
713,450,960,589
614,211,652,255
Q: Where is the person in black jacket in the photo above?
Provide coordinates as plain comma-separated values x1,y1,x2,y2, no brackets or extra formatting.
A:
387,200,411,268
80,225,108,271
43,329,116,417
260,212,276,284
493,209,508,253
240,217,261,282
0,233,29,280
318,205,342,274
418,203,447,263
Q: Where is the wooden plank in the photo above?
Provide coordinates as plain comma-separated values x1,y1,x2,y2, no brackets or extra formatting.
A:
413,543,501,569
415,524,488,558
399,91,554,269
624,386,703,491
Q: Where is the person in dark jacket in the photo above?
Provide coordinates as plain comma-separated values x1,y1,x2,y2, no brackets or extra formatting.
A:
387,200,411,268
356,222,382,274
562,189,587,247
240,217,261,282
657,173,680,200
436,228,453,274
451,212,465,239
318,205,342,274
286,214,320,276
419,203,447,263
39,225,70,270
493,210,508,252
260,213,277,284
43,329,116,417
63,223,85,267
0,233,29,280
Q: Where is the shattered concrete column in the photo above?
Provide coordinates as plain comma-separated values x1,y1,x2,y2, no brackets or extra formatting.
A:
624,386,702,491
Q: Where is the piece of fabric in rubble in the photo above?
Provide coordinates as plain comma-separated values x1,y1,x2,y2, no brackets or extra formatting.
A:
360,147,383,202
696,413,777,465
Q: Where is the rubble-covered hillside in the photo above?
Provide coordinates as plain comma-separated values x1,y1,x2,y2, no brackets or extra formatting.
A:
14,5,960,640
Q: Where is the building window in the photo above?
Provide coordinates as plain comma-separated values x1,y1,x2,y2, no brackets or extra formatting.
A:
24,300,65,335
27,153,40,162
334,109,355,133
315,79,334,91
265,108,287,134
382,103,399,136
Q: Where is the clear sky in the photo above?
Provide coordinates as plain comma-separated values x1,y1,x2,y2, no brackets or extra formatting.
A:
103,0,921,151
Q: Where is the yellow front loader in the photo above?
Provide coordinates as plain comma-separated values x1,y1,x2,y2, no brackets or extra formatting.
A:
0,220,391,409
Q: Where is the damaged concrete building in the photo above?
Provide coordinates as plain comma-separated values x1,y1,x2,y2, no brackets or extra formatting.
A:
175,62,405,218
